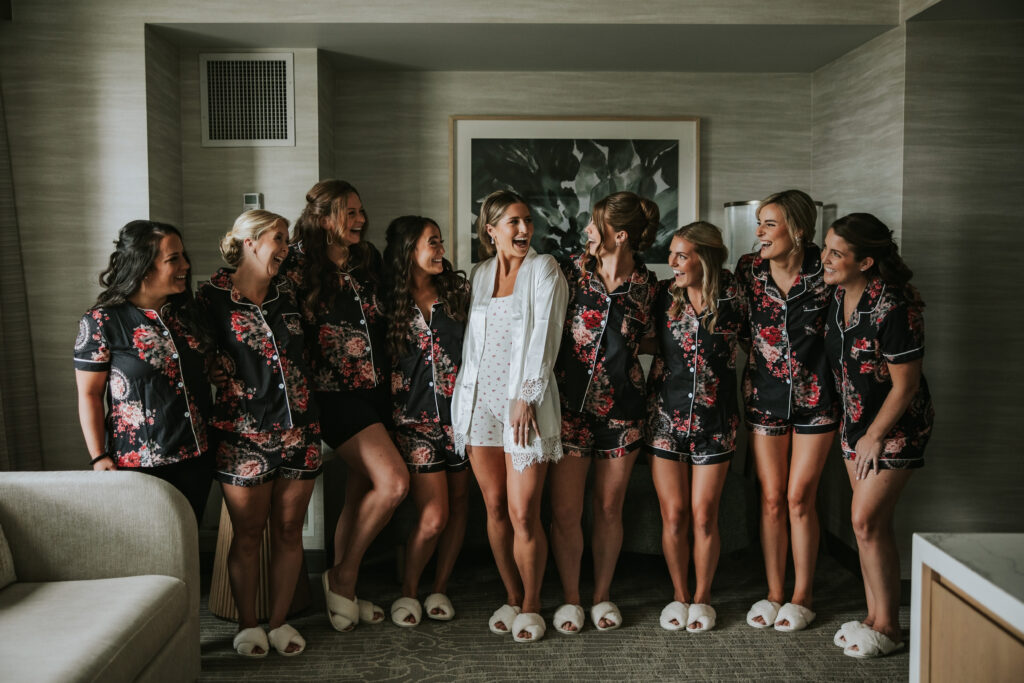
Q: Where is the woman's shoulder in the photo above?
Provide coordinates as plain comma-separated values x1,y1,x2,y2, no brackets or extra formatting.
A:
527,252,562,279
718,268,740,301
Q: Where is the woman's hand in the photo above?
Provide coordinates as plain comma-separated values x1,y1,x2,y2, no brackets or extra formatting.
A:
209,365,229,388
853,434,883,480
92,455,117,472
509,399,539,447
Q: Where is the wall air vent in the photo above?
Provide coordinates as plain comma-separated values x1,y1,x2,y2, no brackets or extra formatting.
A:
199,53,294,147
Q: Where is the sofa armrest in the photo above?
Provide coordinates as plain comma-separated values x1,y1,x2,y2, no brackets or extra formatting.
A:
0,471,199,614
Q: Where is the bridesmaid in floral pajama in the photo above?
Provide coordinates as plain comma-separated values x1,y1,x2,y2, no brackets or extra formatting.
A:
737,190,838,633
198,210,320,658
381,215,471,628
644,222,747,634
550,191,659,635
286,179,407,632
823,213,933,658
75,220,213,523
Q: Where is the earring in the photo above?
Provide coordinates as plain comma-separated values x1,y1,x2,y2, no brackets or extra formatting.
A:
326,231,334,245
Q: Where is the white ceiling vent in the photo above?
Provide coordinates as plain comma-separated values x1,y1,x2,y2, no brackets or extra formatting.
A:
199,53,295,147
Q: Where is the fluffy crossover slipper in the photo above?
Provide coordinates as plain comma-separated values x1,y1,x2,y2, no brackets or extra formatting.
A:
390,596,422,627
233,626,268,658
774,602,816,632
659,601,690,631
834,620,866,647
511,612,546,643
746,599,781,629
424,593,455,621
488,604,521,635
686,603,717,632
553,603,585,635
844,628,905,658
322,570,359,632
267,624,306,657
359,599,385,624
590,601,622,631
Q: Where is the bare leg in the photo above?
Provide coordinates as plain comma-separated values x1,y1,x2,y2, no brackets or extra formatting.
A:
267,477,315,652
221,480,274,653
506,455,549,639
333,467,370,566
688,462,730,615
845,461,876,628
590,449,638,625
548,454,590,628
432,469,470,599
751,432,792,623
651,456,692,624
327,423,409,598
469,445,523,620
400,471,448,618
781,430,834,622
846,462,913,648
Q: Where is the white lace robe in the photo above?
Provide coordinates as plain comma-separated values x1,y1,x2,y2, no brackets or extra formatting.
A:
451,249,569,471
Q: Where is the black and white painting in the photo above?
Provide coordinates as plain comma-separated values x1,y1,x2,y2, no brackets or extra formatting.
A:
451,117,699,272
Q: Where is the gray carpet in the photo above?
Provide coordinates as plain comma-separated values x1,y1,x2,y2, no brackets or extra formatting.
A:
199,551,910,681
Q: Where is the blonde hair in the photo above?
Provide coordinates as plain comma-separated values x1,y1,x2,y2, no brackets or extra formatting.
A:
668,221,727,332
757,189,817,255
476,189,527,260
219,210,289,267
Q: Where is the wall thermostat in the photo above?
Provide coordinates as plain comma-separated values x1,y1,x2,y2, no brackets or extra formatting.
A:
243,192,264,211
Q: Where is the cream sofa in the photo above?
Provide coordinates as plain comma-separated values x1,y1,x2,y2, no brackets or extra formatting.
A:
0,471,200,682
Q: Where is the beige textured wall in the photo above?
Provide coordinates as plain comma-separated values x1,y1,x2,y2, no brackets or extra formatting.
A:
178,48,321,283
145,26,183,227
900,20,1024,541
332,70,812,254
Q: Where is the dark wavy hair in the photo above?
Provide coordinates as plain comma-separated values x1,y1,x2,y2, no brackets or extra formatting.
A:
829,213,914,287
94,220,209,347
292,179,377,312
382,215,469,358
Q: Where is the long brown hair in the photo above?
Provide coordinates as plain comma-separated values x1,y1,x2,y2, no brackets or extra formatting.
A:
476,189,527,260
829,213,914,287
292,179,377,311
382,215,469,357
757,189,817,255
668,221,727,332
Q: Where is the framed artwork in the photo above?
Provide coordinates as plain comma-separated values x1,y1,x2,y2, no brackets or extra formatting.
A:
449,116,700,274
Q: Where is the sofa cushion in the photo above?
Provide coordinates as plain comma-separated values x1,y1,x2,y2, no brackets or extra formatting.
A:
0,574,187,683
0,522,14,590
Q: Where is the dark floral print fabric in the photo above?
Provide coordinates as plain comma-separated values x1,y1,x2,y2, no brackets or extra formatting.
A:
736,244,839,427
74,303,212,468
197,269,318,433
390,294,467,431
555,252,657,420
214,423,322,487
645,271,747,460
283,243,387,392
825,278,934,468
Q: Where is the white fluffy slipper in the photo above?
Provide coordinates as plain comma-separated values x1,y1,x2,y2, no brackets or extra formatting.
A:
834,620,865,647
746,599,781,629
774,602,816,632
390,597,422,627
488,604,521,635
590,600,622,631
844,627,905,658
686,603,717,633
322,570,359,632
267,624,306,657
424,592,455,621
659,601,690,631
511,612,546,643
233,626,268,658
553,603,585,635
359,599,385,624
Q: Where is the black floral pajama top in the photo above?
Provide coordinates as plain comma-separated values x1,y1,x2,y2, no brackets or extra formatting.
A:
824,278,933,468
736,245,839,434
197,269,318,434
645,271,747,463
74,303,212,468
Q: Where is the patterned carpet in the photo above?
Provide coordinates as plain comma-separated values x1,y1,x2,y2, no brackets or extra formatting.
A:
198,549,910,681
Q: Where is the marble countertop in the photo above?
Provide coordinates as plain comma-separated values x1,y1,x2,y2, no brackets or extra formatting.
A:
910,533,1024,682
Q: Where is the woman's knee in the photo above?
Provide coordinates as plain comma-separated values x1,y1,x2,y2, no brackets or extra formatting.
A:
850,505,885,542
690,502,719,538
379,465,410,507
787,483,818,520
418,503,449,539
760,488,788,520
660,504,690,537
